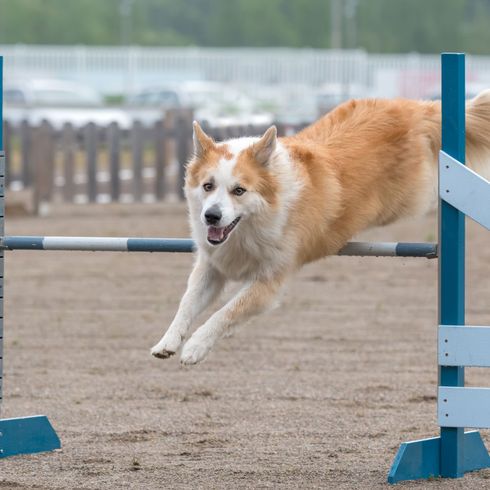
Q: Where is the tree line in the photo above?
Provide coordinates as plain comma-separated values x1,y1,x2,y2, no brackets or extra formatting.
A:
1,0,490,54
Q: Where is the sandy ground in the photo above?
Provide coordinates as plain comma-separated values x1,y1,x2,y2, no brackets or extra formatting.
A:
0,203,489,490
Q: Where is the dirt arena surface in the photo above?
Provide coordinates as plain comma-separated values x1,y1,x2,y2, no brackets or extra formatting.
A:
1,203,489,489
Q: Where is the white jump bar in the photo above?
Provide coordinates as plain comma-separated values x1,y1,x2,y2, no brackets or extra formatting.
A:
0,237,438,258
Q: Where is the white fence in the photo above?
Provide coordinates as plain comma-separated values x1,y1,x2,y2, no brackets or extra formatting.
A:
2,45,490,99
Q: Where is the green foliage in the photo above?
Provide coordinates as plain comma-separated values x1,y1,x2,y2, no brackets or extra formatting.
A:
356,0,467,53
1,0,490,54
0,0,120,45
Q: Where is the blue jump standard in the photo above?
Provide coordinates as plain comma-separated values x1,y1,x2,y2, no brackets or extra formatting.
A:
0,56,60,459
387,53,490,483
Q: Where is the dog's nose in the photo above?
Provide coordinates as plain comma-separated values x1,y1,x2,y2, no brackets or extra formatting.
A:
205,205,222,225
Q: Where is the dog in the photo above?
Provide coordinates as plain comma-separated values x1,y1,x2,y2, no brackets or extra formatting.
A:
151,93,490,365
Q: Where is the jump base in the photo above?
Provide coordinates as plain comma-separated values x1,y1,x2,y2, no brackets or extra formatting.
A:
388,430,490,483
0,415,61,458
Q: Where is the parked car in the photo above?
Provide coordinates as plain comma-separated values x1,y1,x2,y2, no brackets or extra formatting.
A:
316,83,366,116
126,81,274,127
4,78,132,129
4,78,103,107
266,84,319,126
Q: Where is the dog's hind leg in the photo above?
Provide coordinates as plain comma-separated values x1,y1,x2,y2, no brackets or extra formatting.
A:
180,275,285,365
151,256,225,359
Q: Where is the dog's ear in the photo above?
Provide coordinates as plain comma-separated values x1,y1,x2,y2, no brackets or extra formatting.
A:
252,125,277,166
193,121,214,158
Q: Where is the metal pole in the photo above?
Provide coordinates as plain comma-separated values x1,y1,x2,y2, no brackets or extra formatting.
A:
120,0,132,46
0,56,4,413
345,0,359,49
439,52,466,478
330,0,342,49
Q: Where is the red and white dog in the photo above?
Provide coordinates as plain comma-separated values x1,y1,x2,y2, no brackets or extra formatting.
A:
152,94,490,364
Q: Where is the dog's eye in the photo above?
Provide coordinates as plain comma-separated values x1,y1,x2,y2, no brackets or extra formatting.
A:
203,182,214,192
232,187,246,196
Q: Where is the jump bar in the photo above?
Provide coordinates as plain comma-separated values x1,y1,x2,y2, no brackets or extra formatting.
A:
0,236,438,258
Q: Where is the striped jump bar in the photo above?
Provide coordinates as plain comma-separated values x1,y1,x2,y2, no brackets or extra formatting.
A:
0,236,438,258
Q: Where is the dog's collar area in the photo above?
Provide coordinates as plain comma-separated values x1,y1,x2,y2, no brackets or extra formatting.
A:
207,217,241,245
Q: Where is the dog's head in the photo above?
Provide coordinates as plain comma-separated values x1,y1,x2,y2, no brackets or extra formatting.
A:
185,122,279,246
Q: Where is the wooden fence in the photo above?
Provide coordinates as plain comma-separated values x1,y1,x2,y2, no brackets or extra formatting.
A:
2,110,281,213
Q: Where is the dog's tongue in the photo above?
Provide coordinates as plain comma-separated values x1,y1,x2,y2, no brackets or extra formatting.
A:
208,226,225,242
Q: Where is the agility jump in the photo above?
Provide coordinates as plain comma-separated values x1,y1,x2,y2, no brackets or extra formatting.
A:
0,53,489,484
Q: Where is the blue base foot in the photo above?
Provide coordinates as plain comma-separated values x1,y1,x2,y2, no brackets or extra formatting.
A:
0,415,61,458
388,430,490,484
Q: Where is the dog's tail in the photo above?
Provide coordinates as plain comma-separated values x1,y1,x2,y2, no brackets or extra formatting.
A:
466,90,490,180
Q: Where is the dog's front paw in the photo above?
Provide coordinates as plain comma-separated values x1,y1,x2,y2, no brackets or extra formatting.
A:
151,331,183,359
180,335,213,365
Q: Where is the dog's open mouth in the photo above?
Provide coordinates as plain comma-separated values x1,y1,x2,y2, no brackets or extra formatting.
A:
207,217,241,245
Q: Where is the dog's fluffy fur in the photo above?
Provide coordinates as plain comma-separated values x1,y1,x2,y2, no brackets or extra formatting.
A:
151,93,490,364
